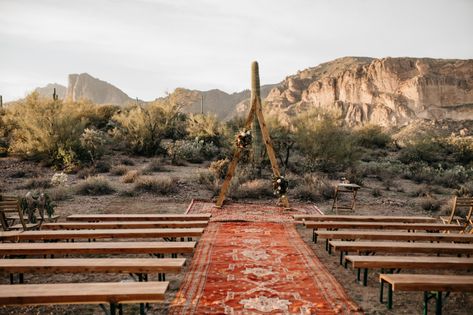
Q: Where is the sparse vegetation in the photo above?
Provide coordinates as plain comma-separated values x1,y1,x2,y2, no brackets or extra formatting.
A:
75,176,115,195
110,165,128,176
133,175,178,194
122,170,140,183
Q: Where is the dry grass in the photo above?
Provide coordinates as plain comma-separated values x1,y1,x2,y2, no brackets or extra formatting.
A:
230,179,274,199
110,165,128,176
121,170,140,183
133,175,178,195
75,176,115,195
22,177,52,189
292,174,334,202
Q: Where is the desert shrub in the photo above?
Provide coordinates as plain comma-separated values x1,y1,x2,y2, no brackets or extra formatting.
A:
76,167,96,179
419,197,441,212
166,140,202,163
121,158,135,166
23,177,52,189
197,170,219,195
455,181,473,197
110,165,128,176
80,128,107,162
75,176,115,195
133,176,178,194
94,160,111,173
444,136,473,165
345,168,364,186
187,113,226,146
118,189,138,197
9,170,27,178
111,99,186,155
295,114,360,172
372,188,382,197
354,125,391,149
90,104,120,130
122,170,140,183
230,179,274,199
209,159,229,179
144,158,166,173
47,186,72,201
399,136,448,165
292,174,334,202
6,93,95,168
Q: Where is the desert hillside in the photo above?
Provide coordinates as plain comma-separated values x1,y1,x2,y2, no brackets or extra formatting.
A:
264,57,473,126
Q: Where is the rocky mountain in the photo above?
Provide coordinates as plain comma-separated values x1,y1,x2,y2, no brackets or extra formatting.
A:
264,57,473,126
167,85,276,121
65,73,133,105
34,83,67,100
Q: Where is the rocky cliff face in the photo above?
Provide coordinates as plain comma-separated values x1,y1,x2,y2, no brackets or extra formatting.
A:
264,57,473,126
65,73,133,105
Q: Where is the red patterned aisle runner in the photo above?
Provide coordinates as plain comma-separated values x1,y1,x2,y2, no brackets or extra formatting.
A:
170,201,362,314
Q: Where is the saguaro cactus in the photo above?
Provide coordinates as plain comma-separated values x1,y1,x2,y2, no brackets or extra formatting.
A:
53,88,58,101
251,61,263,177
0,95,3,108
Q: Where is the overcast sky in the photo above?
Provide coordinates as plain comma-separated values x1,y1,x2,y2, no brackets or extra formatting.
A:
1,0,472,102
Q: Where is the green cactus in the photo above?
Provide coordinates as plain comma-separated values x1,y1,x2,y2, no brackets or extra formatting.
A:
251,61,263,177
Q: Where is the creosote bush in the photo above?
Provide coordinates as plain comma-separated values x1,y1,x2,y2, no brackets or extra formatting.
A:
75,176,115,195
23,177,52,190
292,174,334,202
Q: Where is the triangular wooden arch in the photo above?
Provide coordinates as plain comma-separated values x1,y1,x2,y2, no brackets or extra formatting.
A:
215,61,290,208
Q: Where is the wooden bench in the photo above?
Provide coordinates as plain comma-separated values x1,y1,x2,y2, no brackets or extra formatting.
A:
0,281,168,315
0,258,185,283
0,228,204,242
66,213,211,222
344,255,473,286
294,214,437,223
41,221,209,230
329,241,473,265
306,221,463,242
379,274,473,315
0,241,196,257
314,230,473,249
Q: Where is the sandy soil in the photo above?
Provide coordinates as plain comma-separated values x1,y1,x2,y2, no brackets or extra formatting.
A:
0,156,471,314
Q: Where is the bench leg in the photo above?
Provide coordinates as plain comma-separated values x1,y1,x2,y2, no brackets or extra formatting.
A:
380,279,384,303
424,291,429,315
313,229,317,242
119,304,123,315
158,273,166,281
357,268,361,282
387,283,393,309
363,269,368,286
110,303,117,315
435,292,442,315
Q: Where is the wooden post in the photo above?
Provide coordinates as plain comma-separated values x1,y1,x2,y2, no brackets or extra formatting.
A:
215,61,290,208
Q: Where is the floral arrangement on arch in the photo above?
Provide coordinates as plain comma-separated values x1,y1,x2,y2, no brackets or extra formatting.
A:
235,130,252,149
273,175,288,197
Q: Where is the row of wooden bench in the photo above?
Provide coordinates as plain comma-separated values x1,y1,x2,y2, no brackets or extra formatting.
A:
295,213,473,314
0,212,211,314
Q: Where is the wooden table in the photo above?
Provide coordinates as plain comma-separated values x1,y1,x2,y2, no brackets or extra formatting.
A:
0,228,204,241
331,183,361,213
41,221,208,230
66,214,211,222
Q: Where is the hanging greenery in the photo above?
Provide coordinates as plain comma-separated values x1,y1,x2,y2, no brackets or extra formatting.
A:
236,130,252,149
20,192,55,223
273,175,289,197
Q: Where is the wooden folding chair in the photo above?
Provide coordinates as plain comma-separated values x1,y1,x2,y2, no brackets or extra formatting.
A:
440,196,473,230
0,195,39,231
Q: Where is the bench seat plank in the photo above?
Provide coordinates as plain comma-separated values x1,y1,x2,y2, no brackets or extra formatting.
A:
0,241,196,256
66,214,211,222
346,255,473,269
0,281,168,305
294,215,437,223
306,221,463,231
0,258,185,274
316,230,473,242
380,274,473,292
330,241,473,255
0,228,204,241
41,221,208,230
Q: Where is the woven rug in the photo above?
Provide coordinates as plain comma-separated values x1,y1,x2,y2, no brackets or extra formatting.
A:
170,201,362,314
